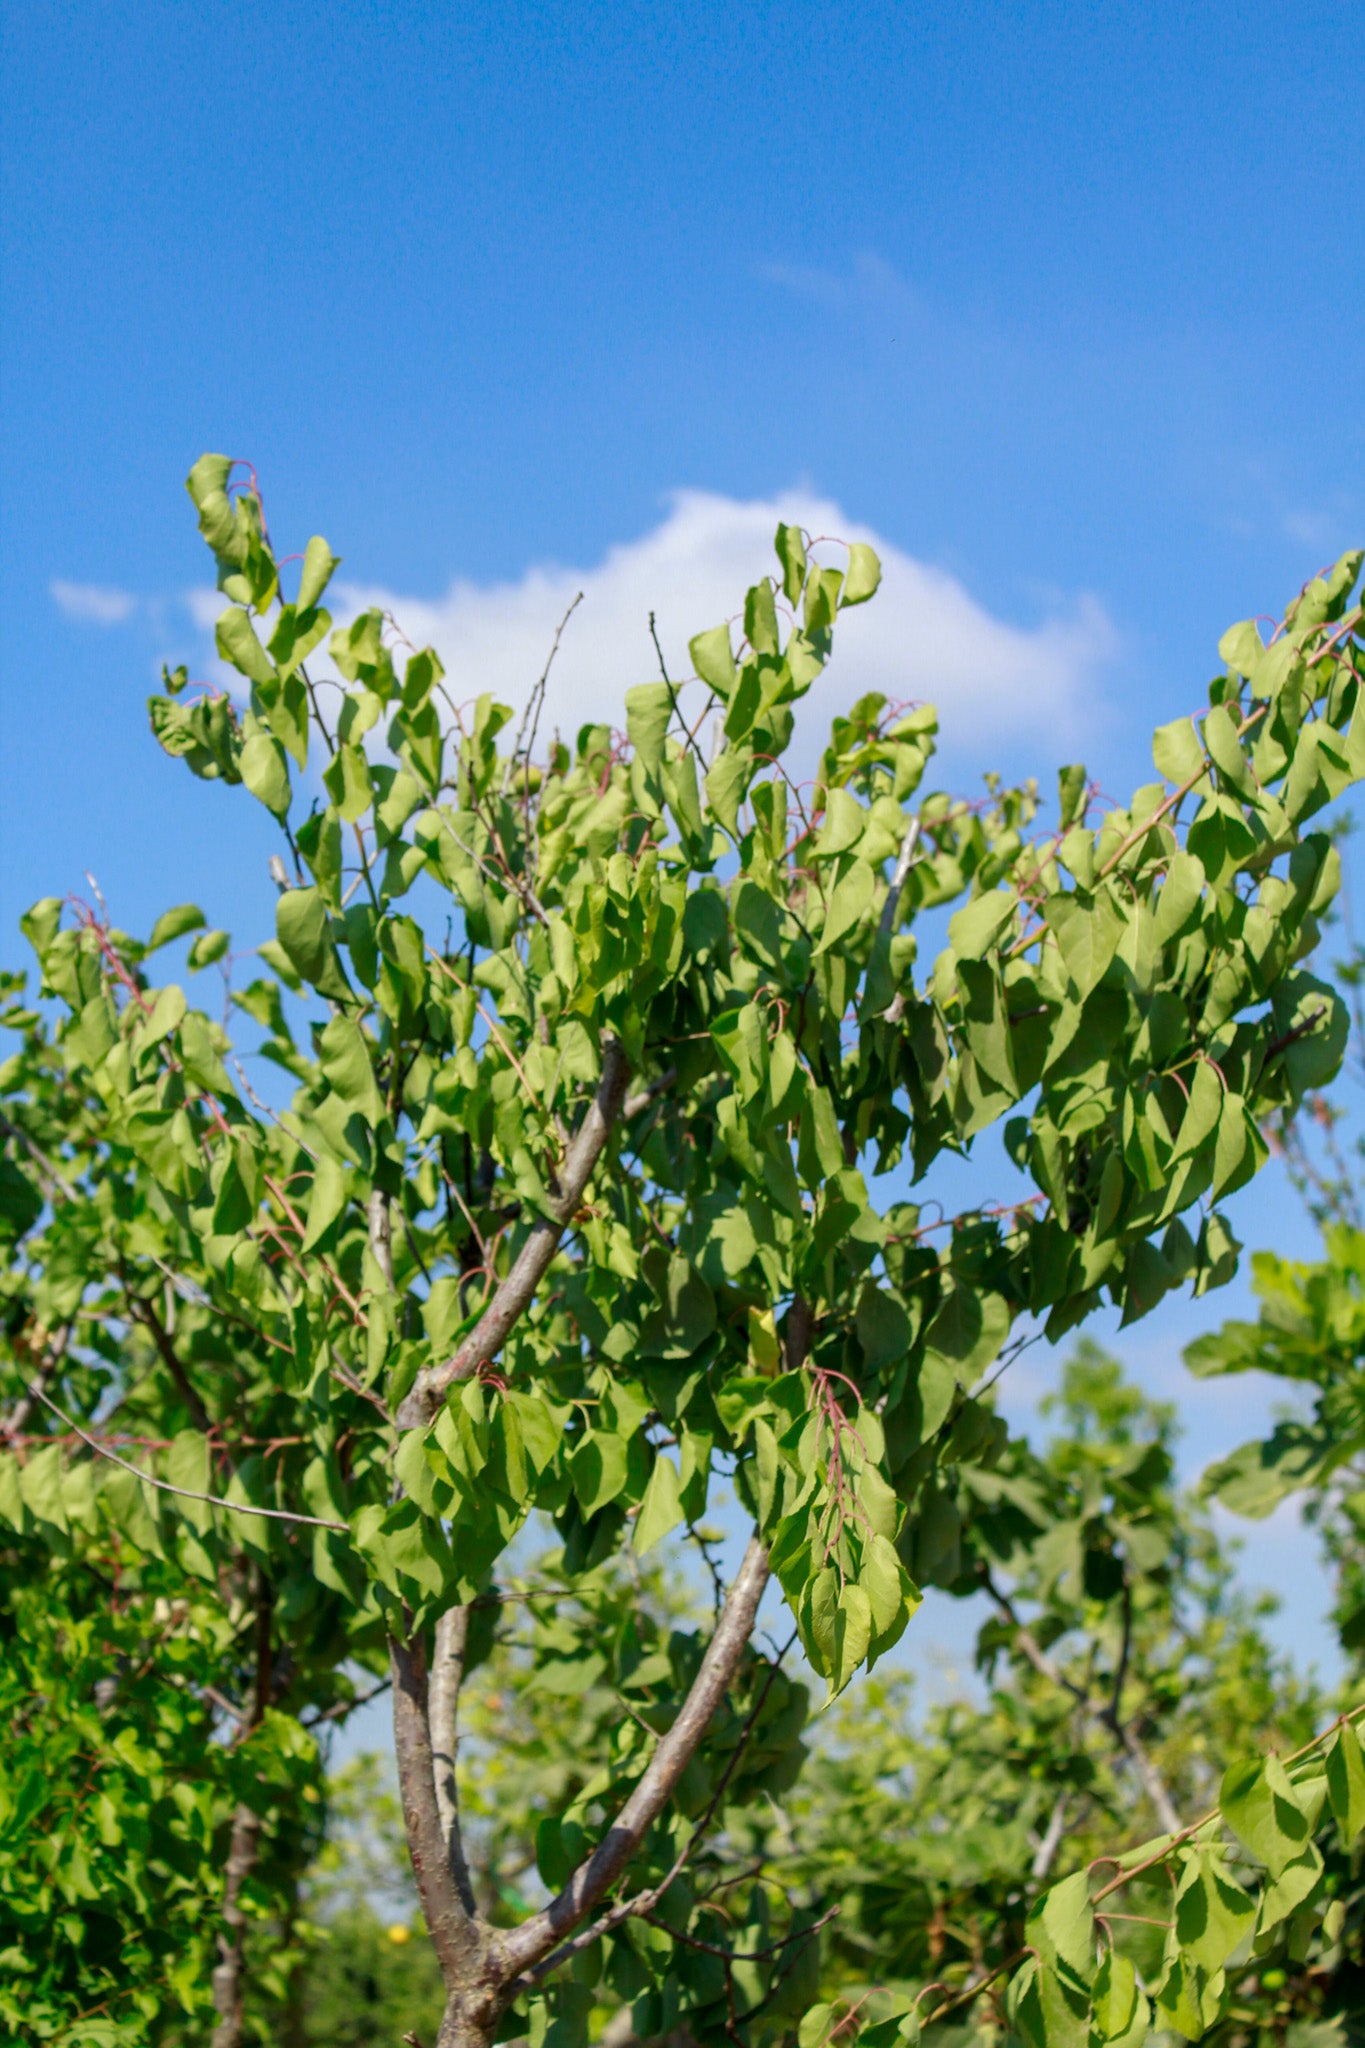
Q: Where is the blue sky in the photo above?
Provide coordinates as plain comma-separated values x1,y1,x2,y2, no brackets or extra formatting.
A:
2,0,1363,1675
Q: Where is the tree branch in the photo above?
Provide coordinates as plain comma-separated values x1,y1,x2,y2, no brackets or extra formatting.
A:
390,1624,483,1984
431,1603,477,1916
24,1382,347,1530
1109,1719,1182,1838
981,1568,1182,1836
132,1290,213,1435
621,1068,677,1122
369,1185,395,1289
210,1576,272,2048
397,1039,631,1429
1029,1794,1070,1883
877,816,921,945
0,1108,76,1204
2,1322,69,1441
495,1533,772,1981
517,1625,799,1988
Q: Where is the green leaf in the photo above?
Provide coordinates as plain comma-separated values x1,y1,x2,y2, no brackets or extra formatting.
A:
948,889,1016,961
18,1441,68,1534
302,1154,350,1249
1154,850,1205,943
1153,1952,1205,2041
705,743,752,836
1091,1950,1147,2045
297,535,341,611
923,1284,1009,1382
569,1430,629,1518
185,452,236,551
322,742,373,823
1172,1057,1222,1161
632,1454,683,1555
318,1015,386,1128
841,542,882,606
240,731,292,819
862,1531,916,1640
805,565,843,632
1220,1753,1311,1877
797,2003,834,2048
689,623,737,697
1174,1850,1255,1974
275,888,353,1003
828,1581,872,1698
1204,703,1251,791
146,903,205,952
136,984,186,1049
1043,889,1124,996
215,606,277,687
1325,1721,1365,1844
1026,1869,1094,1983
745,578,779,654
816,859,875,954
187,928,230,969
163,1430,214,1537
1256,1844,1323,1931
1219,618,1266,676
814,787,866,859
625,682,672,778
775,522,807,605
1153,715,1206,785
1058,762,1087,830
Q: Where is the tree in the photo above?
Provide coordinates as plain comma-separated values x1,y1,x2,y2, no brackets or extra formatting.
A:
0,458,1362,2047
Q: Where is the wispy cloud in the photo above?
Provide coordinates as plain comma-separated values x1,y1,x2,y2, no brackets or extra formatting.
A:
1281,506,1352,556
758,250,918,316
50,579,138,625
325,487,1116,768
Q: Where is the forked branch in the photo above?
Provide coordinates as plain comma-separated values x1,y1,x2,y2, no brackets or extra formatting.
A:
494,1533,772,1980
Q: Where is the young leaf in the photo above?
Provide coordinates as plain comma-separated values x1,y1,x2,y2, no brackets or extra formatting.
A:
297,535,341,611
1325,1720,1365,1844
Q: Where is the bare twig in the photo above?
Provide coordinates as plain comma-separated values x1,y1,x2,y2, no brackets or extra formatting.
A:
0,1109,75,1204
649,611,705,767
981,1568,1182,1836
621,1068,677,1121
24,1383,348,1531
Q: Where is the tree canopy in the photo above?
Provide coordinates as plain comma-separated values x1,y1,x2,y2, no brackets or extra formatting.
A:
1,460,1362,2047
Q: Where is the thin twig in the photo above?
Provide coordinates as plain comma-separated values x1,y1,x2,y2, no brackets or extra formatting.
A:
24,1384,348,1531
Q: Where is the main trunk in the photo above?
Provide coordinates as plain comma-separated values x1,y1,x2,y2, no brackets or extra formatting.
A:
435,1993,500,2048
209,1800,262,2048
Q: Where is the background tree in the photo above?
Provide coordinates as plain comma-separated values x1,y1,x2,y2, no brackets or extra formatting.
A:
1,462,1362,2046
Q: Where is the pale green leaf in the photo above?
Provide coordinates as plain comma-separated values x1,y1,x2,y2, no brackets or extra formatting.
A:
632,1454,684,1555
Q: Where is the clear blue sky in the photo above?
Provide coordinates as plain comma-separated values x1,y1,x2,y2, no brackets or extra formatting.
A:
2,0,1362,1672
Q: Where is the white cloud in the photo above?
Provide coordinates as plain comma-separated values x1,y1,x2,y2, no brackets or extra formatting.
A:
333,489,1116,766
50,579,138,625
184,587,224,635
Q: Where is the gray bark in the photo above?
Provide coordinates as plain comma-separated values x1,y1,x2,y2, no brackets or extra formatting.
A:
397,1041,630,1428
